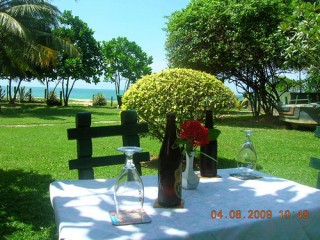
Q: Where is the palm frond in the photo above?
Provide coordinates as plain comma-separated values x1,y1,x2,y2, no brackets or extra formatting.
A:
8,2,60,26
0,12,27,38
0,0,80,76
34,28,80,57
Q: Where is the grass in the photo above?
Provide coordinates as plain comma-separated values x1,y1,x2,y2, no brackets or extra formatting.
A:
0,103,320,239
0,102,120,125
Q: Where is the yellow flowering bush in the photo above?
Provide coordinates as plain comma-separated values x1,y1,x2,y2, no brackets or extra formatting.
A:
122,68,236,141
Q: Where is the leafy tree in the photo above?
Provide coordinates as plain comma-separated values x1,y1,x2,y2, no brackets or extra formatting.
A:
275,76,302,93
303,70,320,92
165,0,298,116
279,1,320,92
0,0,78,103
54,11,102,106
101,37,153,96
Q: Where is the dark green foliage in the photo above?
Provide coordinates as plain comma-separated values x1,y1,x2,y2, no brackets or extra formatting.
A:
0,0,78,82
54,11,102,106
303,70,320,92
165,0,298,116
279,1,320,92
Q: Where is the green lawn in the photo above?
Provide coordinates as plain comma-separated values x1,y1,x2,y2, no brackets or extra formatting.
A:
0,103,319,239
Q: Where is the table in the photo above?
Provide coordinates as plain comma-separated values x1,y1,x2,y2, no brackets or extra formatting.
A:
50,168,320,240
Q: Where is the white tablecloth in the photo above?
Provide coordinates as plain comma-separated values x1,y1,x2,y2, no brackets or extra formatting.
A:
50,168,320,240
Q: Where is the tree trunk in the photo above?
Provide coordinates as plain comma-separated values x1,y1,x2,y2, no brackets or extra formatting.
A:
124,79,130,93
8,78,23,104
45,79,49,100
64,78,69,107
65,79,77,107
8,79,13,104
114,72,121,96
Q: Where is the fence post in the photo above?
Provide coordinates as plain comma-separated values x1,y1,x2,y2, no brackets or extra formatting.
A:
121,110,141,147
121,110,143,175
75,112,94,179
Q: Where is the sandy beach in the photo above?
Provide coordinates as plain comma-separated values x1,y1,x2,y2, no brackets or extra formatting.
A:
69,99,93,106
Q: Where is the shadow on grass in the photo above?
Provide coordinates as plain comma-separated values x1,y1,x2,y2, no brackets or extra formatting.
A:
0,103,119,122
0,169,57,239
216,113,286,129
216,112,318,134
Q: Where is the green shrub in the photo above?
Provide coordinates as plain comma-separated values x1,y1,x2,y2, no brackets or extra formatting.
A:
18,87,31,103
235,98,249,111
122,68,236,141
93,93,107,106
46,91,61,106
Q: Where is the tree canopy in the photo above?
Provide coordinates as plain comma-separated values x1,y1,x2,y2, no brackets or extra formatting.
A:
101,37,153,95
53,10,102,106
0,0,79,103
0,0,79,75
279,1,320,92
165,0,300,116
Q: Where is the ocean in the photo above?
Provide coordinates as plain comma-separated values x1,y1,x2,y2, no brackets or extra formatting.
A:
1,85,242,101
1,85,121,101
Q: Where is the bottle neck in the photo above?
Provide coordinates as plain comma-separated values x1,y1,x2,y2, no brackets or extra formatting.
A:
165,116,177,140
205,110,213,129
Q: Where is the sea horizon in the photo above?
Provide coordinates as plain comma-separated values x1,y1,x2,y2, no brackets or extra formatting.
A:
1,85,242,101
0,85,121,101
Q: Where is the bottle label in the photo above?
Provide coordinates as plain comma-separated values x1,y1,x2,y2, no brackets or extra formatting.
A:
174,162,182,198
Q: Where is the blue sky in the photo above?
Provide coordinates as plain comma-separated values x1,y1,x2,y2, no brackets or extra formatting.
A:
20,0,237,92
55,0,190,73
47,0,191,89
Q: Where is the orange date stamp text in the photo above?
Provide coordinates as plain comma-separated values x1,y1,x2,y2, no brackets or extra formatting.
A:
210,209,309,220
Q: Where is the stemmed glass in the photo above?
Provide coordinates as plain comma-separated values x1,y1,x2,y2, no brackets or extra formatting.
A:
235,130,258,178
113,146,144,219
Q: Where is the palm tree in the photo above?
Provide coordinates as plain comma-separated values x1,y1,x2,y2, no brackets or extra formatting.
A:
0,0,78,103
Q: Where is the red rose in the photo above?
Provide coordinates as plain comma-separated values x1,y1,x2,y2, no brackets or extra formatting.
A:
179,120,209,151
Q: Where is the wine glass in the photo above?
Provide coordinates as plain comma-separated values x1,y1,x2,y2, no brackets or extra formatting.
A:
113,146,144,219
236,130,257,177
